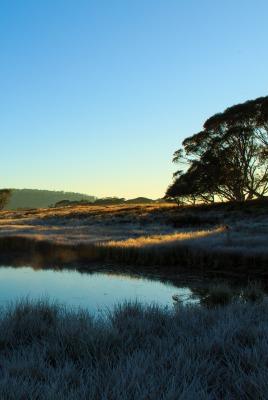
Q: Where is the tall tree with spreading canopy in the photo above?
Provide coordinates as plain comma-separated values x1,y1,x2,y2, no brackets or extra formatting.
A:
166,96,268,203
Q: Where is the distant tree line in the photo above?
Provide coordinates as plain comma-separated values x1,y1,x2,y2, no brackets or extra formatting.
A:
54,197,163,207
166,95,268,204
3,189,97,210
0,189,165,211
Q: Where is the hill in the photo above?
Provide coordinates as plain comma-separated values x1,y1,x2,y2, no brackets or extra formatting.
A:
4,189,97,210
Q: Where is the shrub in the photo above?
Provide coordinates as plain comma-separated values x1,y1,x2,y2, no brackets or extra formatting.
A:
200,283,233,307
241,281,264,303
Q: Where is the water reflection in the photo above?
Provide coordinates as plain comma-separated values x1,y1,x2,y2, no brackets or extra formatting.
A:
0,255,267,314
0,265,200,314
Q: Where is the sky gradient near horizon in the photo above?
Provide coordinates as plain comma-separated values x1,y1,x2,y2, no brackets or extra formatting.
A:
1,0,268,199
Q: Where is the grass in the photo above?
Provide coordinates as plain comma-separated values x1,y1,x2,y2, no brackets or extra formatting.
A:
1,225,267,273
0,200,268,274
0,297,267,399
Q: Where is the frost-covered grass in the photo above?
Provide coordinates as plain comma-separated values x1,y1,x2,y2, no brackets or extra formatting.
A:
0,297,268,399
0,202,268,272
0,204,176,243
97,225,268,269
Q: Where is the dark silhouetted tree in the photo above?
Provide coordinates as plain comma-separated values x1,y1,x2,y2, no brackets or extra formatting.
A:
0,189,13,210
166,96,268,203
94,197,126,205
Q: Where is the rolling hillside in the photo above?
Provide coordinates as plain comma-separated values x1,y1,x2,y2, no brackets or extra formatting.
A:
4,189,97,210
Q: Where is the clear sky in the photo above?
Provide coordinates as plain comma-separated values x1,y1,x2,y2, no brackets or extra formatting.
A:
1,0,267,199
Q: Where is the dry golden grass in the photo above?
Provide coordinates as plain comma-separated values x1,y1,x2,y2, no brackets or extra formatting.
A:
0,203,175,221
102,227,225,248
0,201,268,273
0,204,176,243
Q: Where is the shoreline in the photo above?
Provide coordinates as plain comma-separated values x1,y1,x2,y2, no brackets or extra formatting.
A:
0,234,267,279
0,201,267,278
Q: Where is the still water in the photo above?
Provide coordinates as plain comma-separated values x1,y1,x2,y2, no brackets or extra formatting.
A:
0,266,201,314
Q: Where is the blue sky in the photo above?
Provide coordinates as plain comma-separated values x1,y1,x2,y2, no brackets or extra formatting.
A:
1,0,267,199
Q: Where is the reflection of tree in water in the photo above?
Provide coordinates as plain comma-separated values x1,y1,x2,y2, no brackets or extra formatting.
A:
1,256,268,303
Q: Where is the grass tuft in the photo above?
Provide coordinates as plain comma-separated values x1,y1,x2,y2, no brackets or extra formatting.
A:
0,298,267,399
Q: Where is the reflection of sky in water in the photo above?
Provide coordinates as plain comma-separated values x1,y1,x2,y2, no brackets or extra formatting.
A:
0,266,197,314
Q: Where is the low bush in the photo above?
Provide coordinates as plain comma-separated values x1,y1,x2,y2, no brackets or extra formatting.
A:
200,282,265,308
200,283,233,307
241,281,265,303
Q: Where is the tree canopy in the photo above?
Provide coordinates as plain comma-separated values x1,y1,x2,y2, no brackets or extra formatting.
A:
166,96,268,204
0,189,13,210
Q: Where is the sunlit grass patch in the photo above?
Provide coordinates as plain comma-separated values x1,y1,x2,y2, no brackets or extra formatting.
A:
1,202,268,272
101,226,226,248
96,225,268,269
1,225,267,271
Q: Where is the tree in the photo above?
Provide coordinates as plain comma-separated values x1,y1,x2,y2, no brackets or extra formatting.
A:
166,96,268,203
166,160,216,205
0,189,13,210
94,197,126,205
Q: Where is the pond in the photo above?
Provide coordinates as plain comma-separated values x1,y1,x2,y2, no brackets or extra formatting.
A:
0,262,266,314
0,264,206,314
